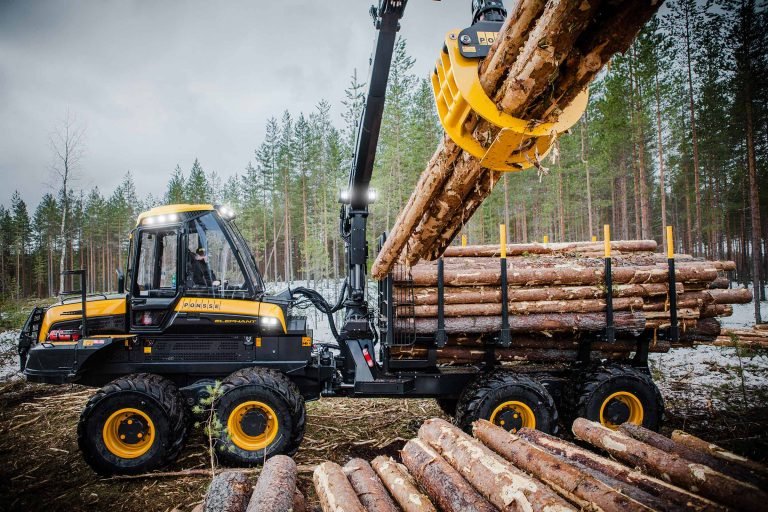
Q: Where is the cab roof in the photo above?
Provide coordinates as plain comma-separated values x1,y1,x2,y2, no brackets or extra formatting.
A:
136,204,214,225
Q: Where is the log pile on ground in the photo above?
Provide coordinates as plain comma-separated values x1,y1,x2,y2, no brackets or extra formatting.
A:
312,417,768,512
372,0,665,279
387,240,749,364
708,325,768,349
197,456,305,512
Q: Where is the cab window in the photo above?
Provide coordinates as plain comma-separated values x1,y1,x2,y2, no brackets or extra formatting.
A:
134,230,178,297
185,213,250,298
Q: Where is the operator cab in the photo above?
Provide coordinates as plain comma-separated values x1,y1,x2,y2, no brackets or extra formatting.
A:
128,205,268,330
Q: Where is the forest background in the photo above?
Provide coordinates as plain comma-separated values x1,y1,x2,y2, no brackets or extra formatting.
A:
1,0,766,317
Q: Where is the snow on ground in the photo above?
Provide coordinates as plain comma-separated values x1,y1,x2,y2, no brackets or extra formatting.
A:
650,345,768,413
0,330,21,382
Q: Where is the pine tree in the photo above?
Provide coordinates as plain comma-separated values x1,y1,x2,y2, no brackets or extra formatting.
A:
166,165,187,203
186,159,211,203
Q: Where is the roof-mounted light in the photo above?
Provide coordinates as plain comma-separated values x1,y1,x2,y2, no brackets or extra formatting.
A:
142,212,180,226
217,205,236,220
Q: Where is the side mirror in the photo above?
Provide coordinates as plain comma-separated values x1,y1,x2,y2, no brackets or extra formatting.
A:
116,269,125,294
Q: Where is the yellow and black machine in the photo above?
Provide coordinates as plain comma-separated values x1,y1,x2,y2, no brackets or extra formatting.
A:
18,0,665,475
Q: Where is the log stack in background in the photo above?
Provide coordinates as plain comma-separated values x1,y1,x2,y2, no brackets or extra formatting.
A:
372,0,665,279
312,417,768,512
387,240,751,365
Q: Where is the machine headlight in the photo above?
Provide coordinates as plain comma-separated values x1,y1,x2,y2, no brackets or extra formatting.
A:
260,317,280,328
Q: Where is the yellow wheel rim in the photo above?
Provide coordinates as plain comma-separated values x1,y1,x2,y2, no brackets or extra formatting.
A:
599,391,644,429
489,401,536,433
102,408,155,459
227,401,279,451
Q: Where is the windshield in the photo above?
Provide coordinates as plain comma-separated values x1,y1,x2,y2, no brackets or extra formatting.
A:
228,219,265,294
184,212,263,297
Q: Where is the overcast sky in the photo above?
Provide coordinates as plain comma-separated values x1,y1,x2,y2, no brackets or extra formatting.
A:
0,0,473,209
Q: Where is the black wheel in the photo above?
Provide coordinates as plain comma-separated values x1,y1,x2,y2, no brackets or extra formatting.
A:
214,367,305,466
435,398,458,417
455,371,559,435
77,373,189,475
574,365,664,431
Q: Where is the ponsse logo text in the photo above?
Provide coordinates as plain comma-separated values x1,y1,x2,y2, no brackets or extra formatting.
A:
182,301,222,310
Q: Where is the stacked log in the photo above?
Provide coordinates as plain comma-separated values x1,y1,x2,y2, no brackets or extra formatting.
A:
708,326,768,349
312,417,768,511
371,0,665,279
386,241,747,365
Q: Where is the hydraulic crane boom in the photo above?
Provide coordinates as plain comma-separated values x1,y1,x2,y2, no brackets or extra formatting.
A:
340,0,409,338
340,0,509,339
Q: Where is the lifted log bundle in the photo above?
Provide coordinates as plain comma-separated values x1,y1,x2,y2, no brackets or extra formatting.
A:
371,0,664,278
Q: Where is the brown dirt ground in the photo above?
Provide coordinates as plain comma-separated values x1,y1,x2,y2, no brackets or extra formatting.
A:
0,377,765,512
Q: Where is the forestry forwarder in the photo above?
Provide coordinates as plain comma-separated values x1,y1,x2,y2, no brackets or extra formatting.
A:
18,0,666,475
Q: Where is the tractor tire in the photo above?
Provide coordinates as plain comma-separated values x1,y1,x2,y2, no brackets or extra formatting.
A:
214,367,305,467
573,365,664,431
455,371,559,435
77,373,189,475
435,398,458,417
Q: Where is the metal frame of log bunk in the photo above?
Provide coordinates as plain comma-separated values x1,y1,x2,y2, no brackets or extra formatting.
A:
377,225,681,371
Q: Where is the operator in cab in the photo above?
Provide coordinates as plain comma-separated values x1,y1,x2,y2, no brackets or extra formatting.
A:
187,247,220,288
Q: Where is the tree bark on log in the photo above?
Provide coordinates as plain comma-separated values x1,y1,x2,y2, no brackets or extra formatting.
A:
412,297,644,317
404,0,602,267
371,456,437,512
370,0,667,274
442,240,658,258
203,471,252,512
405,263,718,287
246,456,297,512
516,427,725,512
412,312,646,335
712,337,768,348
370,0,548,280
343,458,400,512
313,461,366,512
292,490,306,512
670,430,768,479
721,327,768,338
407,283,677,306
400,438,497,512
527,0,687,121
572,419,768,512
619,424,768,490
406,335,671,352
388,346,666,364
474,420,654,512
419,418,574,511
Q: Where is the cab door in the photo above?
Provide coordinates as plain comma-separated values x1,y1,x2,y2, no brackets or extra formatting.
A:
129,228,181,332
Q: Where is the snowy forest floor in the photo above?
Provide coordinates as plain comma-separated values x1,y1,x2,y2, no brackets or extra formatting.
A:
0,296,766,511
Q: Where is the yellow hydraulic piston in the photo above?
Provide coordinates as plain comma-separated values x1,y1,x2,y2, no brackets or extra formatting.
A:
431,30,588,172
